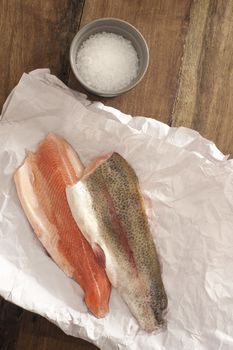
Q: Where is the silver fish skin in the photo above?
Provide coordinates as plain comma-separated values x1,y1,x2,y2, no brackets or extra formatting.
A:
66,152,167,332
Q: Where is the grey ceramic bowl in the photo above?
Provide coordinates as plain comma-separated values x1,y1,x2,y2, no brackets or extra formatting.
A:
70,18,149,97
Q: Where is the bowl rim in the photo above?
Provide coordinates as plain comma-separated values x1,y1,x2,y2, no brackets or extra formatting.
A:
69,17,149,97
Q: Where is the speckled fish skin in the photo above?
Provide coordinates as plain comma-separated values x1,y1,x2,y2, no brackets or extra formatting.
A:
66,152,167,332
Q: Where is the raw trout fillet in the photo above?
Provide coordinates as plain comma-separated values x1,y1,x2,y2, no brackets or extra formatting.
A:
14,133,111,317
67,152,167,332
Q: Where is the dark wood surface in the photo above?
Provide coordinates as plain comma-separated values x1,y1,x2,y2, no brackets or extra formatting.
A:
0,0,233,349
0,0,84,108
69,0,192,124
172,0,233,156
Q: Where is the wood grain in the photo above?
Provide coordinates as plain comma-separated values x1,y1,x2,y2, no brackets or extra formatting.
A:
69,0,192,124
0,2,191,347
14,311,98,350
0,299,23,350
0,0,97,349
0,0,84,110
1,0,233,349
172,0,233,156
0,297,98,350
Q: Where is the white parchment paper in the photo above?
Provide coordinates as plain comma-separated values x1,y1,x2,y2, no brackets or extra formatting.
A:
1,69,233,350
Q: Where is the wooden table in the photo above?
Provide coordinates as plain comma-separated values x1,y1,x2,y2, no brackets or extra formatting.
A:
0,1,232,349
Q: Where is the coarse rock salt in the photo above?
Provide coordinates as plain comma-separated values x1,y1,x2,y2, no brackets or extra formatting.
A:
76,32,139,92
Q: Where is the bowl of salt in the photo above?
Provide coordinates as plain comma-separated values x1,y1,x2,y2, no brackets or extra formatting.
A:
70,18,149,97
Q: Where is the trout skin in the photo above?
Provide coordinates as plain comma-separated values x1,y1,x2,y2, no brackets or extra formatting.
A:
67,152,167,332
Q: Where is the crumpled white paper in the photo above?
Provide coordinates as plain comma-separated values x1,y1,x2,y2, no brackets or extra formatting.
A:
1,69,233,350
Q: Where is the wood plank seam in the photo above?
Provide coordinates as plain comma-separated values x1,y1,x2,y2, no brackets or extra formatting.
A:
59,0,86,84
167,0,193,127
171,0,233,155
171,0,211,128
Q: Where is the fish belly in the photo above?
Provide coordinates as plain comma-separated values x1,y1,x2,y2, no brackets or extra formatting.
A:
67,152,167,331
14,133,111,317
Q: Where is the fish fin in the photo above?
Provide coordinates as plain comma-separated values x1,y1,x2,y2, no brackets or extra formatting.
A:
93,243,106,269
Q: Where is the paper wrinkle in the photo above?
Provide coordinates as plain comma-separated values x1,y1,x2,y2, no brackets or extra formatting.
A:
0,69,233,350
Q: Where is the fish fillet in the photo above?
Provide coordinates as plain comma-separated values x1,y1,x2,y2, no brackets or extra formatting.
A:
14,133,111,317
66,152,167,332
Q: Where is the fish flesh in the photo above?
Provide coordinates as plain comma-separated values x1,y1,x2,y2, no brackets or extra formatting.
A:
66,152,167,332
14,133,111,317
67,152,167,331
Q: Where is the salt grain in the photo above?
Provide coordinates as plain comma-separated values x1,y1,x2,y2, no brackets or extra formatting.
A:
76,32,139,92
